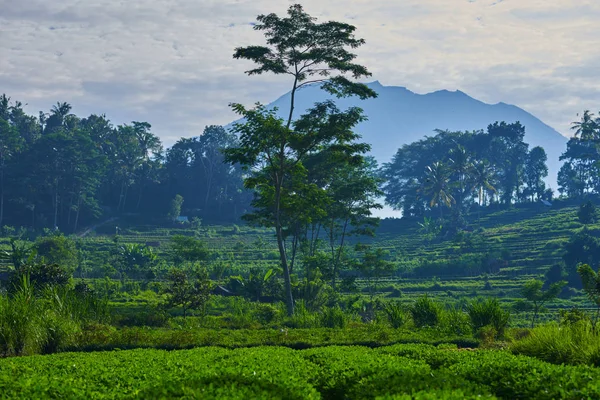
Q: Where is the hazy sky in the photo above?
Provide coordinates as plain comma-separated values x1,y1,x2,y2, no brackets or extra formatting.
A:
1,0,598,145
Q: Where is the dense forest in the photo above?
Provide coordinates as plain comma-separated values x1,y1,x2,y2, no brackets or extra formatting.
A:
1,92,599,234
0,96,251,231
3,92,600,235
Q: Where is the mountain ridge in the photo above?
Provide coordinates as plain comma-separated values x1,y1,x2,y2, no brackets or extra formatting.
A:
254,81,567,188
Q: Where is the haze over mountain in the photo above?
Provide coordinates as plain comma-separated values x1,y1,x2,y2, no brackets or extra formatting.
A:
227,81,569,217
262,81,568,192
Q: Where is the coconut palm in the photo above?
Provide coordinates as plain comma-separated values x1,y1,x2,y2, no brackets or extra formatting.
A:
423,161,454,218
448,144,473,211
571,110,599,141
471,160,497,206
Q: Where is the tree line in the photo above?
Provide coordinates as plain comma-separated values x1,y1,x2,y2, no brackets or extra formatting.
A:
381,122,550,220
0,99,251,231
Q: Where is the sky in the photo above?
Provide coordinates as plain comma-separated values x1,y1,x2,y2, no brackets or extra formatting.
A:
1,0,598,146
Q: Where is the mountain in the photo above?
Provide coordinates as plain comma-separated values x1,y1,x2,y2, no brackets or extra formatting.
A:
228,81,568,216
265,81,566,181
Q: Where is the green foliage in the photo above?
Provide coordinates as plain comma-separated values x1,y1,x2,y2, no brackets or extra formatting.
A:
169,235,209,266
319,305,350,329
355,244,395,296
13,261,71,292
417,216,442,241
230,267,275,302
382,122,536,216
0,238,34,269
164,268,212,318
578,201,597,224
409,295,441,328
577,263,600,324
520,279,566,327
167,194,184,221
559,307,592,326
34,234,79,272
227,3,376,316
383,301,407,328
114,243,157,279
0,276,108,356
511,322,600,365
3,343,600,398
563,231,600,284
466,297,510,337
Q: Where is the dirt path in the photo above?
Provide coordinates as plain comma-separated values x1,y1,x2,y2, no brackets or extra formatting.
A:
77,217,118,238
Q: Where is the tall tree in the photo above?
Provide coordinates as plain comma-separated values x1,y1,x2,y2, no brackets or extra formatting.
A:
448,144,473,213
524,146,548,202
486,122,528,204
226,4,376,316
471,160,496,206
571,110,599,141
0,117,23,226
422,161,454,218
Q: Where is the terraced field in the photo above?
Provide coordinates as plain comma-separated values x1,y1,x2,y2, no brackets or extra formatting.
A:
0,203,595,325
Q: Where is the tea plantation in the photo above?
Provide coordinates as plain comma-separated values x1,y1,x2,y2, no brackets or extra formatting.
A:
3,344,600,399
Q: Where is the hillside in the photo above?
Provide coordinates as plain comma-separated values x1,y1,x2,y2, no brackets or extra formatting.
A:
256,81,568,191
74,202,585,279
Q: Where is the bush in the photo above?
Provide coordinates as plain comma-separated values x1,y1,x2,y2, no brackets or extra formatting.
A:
559,307,591,326
253,303,280,325
409,295,441,328
578,201,597,224
319,306,349,329
510,322,600,365
466,298,510,337
383,301,406,328
440,305,471,336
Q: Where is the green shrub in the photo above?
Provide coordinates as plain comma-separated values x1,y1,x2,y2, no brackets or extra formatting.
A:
383,301,406,328
410,295,441,328
559,307,592,326
466,298,510,337
319,306,349,329
440,305,471,336
510,322,600,365
253,303,280,325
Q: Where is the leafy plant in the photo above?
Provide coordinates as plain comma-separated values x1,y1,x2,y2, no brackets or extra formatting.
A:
578,201,597,224
466,297,510,337
520,279,566,327
164,268,212,318
383,301,406,328
409,294,441,328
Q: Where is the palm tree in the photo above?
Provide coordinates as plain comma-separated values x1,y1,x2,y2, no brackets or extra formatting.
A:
449,145,473,212
423,162,454,218
51,102,72,120
571,110,599,141
132,121,161,160
471,160,496,206
44,102,73,134
131,122,161,210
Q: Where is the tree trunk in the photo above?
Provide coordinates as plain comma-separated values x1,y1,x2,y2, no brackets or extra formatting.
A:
0,165,4,227
275,183,294,316
74,194,82,232
332,218,350,292
53,181,59,229
136,184,144,211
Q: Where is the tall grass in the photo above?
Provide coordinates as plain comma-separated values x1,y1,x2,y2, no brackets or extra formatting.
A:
409,295,441,328
0,276,109,356
511,322,600,366
466,297,510,337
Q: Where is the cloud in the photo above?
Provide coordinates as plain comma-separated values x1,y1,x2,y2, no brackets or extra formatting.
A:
0,0,598,146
